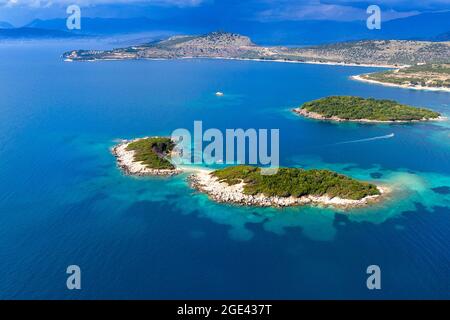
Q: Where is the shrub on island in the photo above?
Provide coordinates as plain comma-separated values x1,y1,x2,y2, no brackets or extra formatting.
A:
212,165,380,200
299,96,440,121
126,137,175,170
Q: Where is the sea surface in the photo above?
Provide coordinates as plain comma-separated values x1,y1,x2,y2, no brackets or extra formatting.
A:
0,41,449,299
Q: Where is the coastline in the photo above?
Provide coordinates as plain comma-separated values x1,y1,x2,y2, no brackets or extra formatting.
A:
188,169,388,209
63,55,399,69
292,107,447,123
352,74,450,93
111,138,182,176
207,57,399,68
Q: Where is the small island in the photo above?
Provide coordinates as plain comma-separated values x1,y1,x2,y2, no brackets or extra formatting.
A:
353,64,450,92
112,137,182,176
293,96,442,123
189,165,385,208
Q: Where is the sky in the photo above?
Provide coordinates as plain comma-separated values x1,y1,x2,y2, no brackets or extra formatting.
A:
0,0,449,26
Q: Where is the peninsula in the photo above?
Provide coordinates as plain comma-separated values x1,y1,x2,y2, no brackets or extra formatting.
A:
112,137,386,208
353,63,450,92
63,32,450,67
293,96,442,123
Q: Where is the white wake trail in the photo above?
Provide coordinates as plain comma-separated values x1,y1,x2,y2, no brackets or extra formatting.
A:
334,133,395,145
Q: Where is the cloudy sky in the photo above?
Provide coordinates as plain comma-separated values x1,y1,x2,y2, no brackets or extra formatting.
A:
0,0,449,26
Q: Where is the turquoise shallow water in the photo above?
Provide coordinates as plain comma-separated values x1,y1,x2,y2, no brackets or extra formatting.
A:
0,41,449,299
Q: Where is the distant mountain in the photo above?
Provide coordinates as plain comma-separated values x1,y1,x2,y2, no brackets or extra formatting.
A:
245,11,450,44
23,17,365,43
0,21,13,28
378,11,450,40
21,11,450,44
234,20,368,45
25,17,161,35
0,27,80,39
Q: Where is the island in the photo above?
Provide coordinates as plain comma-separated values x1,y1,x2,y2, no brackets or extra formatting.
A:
353,63,450,92
293,96,442,123
189,165,385,208
112,137,182,176
63,32,450,67
112,137,387,208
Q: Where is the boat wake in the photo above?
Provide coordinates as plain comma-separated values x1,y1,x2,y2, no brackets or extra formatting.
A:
334,133,395,145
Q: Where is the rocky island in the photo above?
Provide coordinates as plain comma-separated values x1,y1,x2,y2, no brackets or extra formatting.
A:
112,137,182,176
293,96,442,123
63,32,450,67
112,137,386,209
353,63,450,92
189,165,385,208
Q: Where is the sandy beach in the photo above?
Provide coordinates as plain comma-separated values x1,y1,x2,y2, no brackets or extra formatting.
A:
352,74,450,93
211,57,399,68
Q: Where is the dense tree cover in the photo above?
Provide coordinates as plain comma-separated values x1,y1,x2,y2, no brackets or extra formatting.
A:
212,165,380,200
301,96,440,121
126,137,175,169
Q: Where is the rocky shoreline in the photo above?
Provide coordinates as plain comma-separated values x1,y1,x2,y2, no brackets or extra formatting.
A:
188,169,387,209
64,56,398,68
111,139,182,177
292,107,446,123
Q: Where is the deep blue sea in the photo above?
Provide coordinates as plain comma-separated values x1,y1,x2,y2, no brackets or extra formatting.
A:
0,41,449,299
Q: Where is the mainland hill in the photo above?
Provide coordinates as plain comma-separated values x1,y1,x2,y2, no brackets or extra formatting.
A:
63,31,450,67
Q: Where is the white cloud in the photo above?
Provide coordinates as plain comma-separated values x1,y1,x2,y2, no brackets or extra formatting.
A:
255,1,421,21
0,0,206,8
